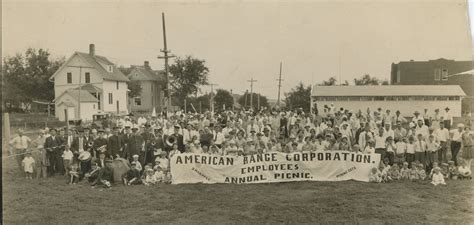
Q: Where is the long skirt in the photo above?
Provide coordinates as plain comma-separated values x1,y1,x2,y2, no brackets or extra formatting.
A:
462,145,473,160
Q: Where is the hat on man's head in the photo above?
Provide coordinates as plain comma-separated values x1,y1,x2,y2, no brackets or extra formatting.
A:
413,111,420,115
445,107,450,111
457,123,465,128
131,127,138,131
133,154,139,159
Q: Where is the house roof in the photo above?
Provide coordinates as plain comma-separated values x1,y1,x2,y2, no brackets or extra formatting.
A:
54,89,99,103
128,66,166,82
74,84,103,93
50,52,129,82
58,101,75,107
311,85,466,97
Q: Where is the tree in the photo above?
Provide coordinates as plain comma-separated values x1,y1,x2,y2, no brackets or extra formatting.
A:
354,74,382,85
284,82,312,112
128,80,142,98
238,92,269,111
213,89,234,110
3,48,64,111
117,66,143,99
319,76,338,86
169,56,209,108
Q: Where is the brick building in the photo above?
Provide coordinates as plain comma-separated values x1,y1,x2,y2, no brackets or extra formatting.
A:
391,58,473,112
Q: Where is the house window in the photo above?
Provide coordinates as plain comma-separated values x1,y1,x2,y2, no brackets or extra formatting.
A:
441,69,448,80
108,93,113,104
434,69,441,81
448,96,460,101
386,96,397,101
134,97,142,106
396,71,401,83
93,104,95,109
374,96,385,101
85,72,90,83
67,73,72,84
413,96,424,101
116,81,119,90
436,96,448,101
108,66,113,72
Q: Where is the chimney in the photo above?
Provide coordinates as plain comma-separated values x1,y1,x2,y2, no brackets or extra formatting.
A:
144,61,150,69
89,44,95,56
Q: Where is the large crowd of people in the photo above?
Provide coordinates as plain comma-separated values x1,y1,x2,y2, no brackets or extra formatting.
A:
9,104,473,187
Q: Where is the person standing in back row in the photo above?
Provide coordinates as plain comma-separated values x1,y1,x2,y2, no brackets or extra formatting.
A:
9,129,31,175
450,123,464,166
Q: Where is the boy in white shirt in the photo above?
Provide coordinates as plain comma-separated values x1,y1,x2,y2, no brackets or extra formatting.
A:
406,136,416,167
62,145,74,176
414,134,427,166
394,137,407,164
426,135,439,170
435,122,450,163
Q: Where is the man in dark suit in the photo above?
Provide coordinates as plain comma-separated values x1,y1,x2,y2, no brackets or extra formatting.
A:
127,127,144,162
44,128,63,176
108,127,123,159
121,126,132,159
71,128,90,158
141,124,156,165
171,125,185,153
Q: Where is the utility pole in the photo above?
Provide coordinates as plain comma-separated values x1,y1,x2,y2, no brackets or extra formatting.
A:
209,83,217,115
158,12,175,116
247,78,257,110
276,62,283,107
257,94,260,111
67,65,94,120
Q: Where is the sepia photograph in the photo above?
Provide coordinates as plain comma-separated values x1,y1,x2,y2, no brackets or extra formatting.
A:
2,0,473,224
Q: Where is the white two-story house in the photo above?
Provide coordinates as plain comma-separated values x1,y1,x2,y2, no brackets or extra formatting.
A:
50,44,129,121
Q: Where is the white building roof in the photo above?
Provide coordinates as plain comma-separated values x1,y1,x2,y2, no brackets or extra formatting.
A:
311,85,466,97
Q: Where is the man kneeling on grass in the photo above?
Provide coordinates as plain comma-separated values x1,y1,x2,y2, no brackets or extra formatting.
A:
122,162,142,185
85,160,113,188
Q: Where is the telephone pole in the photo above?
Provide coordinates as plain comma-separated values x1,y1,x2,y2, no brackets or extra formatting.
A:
158,12,175,116
276,62,283,107
209,83,218,114
247,78,257,110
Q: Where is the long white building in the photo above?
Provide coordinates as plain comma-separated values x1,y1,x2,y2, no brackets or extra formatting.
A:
310,85,466,117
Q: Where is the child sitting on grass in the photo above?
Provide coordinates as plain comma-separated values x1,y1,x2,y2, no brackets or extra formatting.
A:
457,160,472,180
428,162,439,179
122,162,142,185
440,163,449,179
143,166,156,185
69,163,80,184
417,163,427,181
431,167,446,186
369,167,382,183
379,162,389,183
409,164,419,181
132,154,142,172
387,164,401,181
448,161,458,180
400,162,410,180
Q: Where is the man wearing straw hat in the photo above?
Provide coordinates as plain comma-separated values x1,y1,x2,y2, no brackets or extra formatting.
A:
9,128,31,173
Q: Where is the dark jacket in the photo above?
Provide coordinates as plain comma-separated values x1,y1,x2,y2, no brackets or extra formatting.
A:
44,135,63,155
107,135,123,157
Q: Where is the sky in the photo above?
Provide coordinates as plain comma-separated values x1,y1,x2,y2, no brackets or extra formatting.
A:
3,0,473,99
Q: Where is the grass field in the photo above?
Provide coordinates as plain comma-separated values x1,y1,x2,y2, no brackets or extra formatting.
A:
2,157,473,225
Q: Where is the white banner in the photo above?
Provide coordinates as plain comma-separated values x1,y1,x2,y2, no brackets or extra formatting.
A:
170,151,381,184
